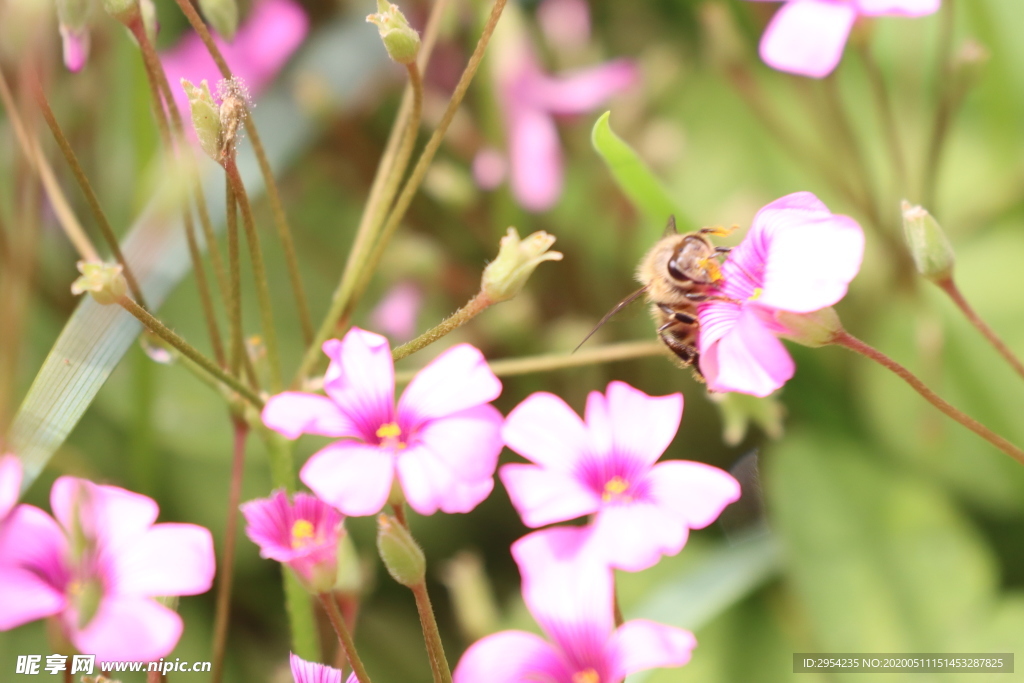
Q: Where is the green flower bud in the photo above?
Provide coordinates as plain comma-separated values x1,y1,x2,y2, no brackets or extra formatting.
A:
481,228,563,303
376,514,425,587
199,0,238,40
367,0,421,65
182,79,222,163
71,261,127,305
775,306,845,348
902,201,955,282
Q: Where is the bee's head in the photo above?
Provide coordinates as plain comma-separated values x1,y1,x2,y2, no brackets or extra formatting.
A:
667,235,717,285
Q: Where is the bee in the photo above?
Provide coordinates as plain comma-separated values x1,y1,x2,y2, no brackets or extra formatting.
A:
577,217,733,379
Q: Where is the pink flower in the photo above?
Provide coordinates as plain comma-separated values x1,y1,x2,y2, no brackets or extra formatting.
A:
500,381,740,572
453,526,696,683
753,0,940,77
0,454,22,522
241,490,344,593
160,0,308,119
369,281,423,343
59,25,90,72
697,191,864,397
476,4,638,212
262,328,503,517
0,477,215,661
290,652,356,683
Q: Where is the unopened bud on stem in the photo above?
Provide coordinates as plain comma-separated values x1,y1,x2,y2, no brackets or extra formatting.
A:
182,79,221,162
902,201,955,282
481,227,563,303
71,261,128,305
776,306,844,348
367,0,421,65
376,514,425,587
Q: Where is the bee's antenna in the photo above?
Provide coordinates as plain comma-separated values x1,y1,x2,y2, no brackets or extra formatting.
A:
573,286,649,353
664,215,678,236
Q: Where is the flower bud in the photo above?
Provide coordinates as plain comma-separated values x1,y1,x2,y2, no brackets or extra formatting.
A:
481,227,563,303
56,0,91,72
71,261,127,305
182,79,222,163
198,0,238,40
902,201,955,282
775,306,844,348
367,0,421,65
217,77,250,159
376,514,425,587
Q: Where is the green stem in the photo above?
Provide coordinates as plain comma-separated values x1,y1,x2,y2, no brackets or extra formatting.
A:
411,582,453,683
858,44,908,199
820,76,882,229
319,593,374,683
226,181,244,377
118,296,263,408
833,330,1024,466
392,292,493,362
210,419,248,683
224,155,284,391
936,277,1024,382
32,82,147,307
923,0,956,209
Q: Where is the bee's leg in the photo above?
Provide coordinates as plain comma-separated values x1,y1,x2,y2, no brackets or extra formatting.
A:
657,304,696,325
658,329,697,367
684,292,741,304
699,224,738,237
714,246,732,254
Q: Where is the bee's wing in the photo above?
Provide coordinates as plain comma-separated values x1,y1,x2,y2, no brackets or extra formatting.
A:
573,285,649,353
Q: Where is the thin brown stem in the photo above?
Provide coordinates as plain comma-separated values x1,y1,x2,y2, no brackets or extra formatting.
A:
411,582,453,683
392,292,493,361
833,331,1024,466
937,277,1024,381
226,181,244,377
211,419,249,683
319,593,373,683
923,0,956,209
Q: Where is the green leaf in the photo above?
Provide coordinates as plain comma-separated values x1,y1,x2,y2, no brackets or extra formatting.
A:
591,110,692,231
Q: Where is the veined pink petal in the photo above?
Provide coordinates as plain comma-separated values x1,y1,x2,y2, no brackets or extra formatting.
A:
699,307,794,397
759,0,857,78
609,619,696,677
398,344,502,424
453,630,570,683
530,60,638,115
72,595,182,662
322,329,396,437
290,652,344,683
0,453,22,520
262,392,360,440
589,503,688,572
854,0,940,16
647,461,741,528
507,102,563,212
300,442,394,517
51,478,158,549
502,392,589,471
396,446,494,515
113,524,215,597
603,381,683,467
412,404,504,481
500,463,601,527
0,566,66,630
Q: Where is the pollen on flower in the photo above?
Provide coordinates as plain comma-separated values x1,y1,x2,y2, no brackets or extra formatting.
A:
749,287,763,301
601,476,631,503
572,669,600,683
376,422,406,450
290,519,315,548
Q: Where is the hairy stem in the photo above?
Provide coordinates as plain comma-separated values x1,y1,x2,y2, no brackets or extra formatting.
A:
412,581,452,683
392,292,493,361
936,277,1024,381
319,593,373,683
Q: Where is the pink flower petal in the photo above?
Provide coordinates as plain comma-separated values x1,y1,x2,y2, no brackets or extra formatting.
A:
854,0,940,16
759,0,857,78
507,102,563,212
290,652,344,683
396,446,494,515
0,566,66,630
537,0,592,51
0,453,22,520
502,392,589,471
113,523,215,597
589,503,688,572
59,25,90,73
322,329,396,436
370,281,423,343
530,60,638,115
647,461,741,528
472,148,508,190
51,478,158,549
699,307,795,397
262,392,360,440
72,595,183,662
499,463,601,527
398,344,501,424
412,404,504,481
453,630,569,683
609,619,697,677
602,381,683,467
0,504,66,573
300,442,394,517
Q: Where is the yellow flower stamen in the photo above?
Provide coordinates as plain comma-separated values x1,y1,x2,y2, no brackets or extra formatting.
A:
376,422,407,450
749,287,763,301
601,476,631,503
291,519,315,549
572,669,600,683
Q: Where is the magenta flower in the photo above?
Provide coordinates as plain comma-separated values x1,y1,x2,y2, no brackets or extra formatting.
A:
477,4,638,212
697,191,864,397
752,0,940,78
262,328,503,517
290,652,356,683
370,281,423,343
241,490,344,593
453,526,696,683
0,454,22,522
160,0,308,119
0,477,215,661
500,381,740,572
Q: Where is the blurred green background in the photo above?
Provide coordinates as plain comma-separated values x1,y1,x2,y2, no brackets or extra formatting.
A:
3,0,1024,680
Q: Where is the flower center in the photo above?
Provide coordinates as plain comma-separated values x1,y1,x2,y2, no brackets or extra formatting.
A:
601,476,632,503
572,669,600,683
291,519,316,549
67,575,103,630
748,287,763,301
376,422,407,450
